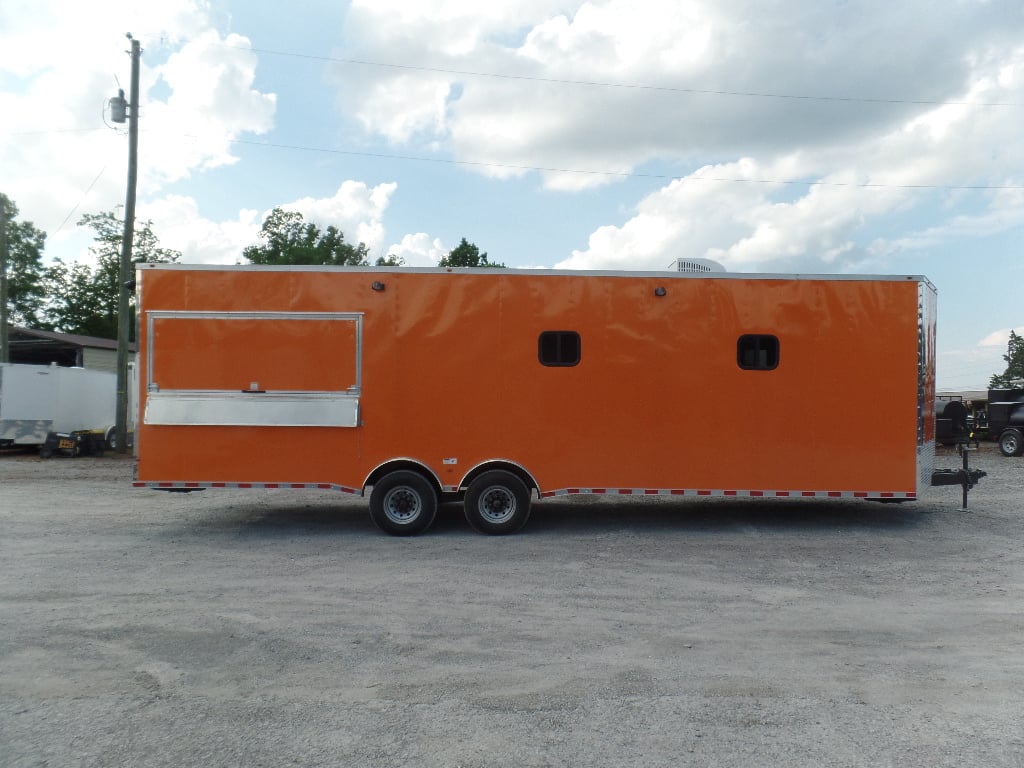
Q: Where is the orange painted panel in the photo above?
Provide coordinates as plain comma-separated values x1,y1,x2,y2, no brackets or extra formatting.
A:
150,316,357,392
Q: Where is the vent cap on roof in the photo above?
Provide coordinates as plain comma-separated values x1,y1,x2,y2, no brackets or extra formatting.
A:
667,257,726,273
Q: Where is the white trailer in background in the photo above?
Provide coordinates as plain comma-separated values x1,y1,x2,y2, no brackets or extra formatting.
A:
0,363,124,449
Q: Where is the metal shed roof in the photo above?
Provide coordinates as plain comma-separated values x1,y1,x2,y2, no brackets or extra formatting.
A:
5,326,135,367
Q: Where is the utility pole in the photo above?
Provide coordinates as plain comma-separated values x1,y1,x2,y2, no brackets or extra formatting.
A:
114,34,141,453
0,195,8,363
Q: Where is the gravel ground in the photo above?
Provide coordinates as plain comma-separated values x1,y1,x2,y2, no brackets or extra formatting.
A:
1,444,1022,767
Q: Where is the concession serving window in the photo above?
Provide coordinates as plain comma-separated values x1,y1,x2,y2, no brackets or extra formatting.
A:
144,311,362,427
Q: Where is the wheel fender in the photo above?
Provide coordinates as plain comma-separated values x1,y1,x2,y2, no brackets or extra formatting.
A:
459,459,540,497
363,458,443,494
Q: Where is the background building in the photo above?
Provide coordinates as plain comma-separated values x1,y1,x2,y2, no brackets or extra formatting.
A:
5,326,135,374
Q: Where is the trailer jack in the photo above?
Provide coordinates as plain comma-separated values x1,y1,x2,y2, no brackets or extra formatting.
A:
931,440,986,511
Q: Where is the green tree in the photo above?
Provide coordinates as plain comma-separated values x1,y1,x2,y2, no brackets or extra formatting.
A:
989,330,1024,389
46,210,180,339
1,193,50,329
439,238,504,268
375,254,405,267
242,208,370,266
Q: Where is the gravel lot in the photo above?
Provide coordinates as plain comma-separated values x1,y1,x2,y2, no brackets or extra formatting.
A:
1,444,1022,767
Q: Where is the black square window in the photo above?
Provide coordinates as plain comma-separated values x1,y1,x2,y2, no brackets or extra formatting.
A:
737,334,779,370
539,331,581,367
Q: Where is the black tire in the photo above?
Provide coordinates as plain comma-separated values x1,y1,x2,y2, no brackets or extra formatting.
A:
999,428,1024,457
369,470,438,536
464,470,531,535
105,428,117,452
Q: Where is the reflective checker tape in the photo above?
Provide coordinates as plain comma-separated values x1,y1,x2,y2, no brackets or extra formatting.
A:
538,488,915,500
133,481,360,494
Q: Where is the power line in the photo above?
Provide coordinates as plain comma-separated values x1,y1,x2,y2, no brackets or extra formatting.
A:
7,123,1022,190
229,137,1024,190
1,128,108,136
231,43,1023,109
52,166,107,235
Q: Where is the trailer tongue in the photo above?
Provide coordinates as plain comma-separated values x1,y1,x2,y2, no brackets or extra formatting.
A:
930,444,986,511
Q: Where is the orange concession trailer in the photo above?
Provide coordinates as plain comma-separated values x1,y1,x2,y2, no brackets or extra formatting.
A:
134,265,940,535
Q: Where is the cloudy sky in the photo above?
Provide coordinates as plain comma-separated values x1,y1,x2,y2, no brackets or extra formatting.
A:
2,0,1022,390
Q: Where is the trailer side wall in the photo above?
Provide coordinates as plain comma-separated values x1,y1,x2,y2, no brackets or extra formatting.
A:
135,268,928,498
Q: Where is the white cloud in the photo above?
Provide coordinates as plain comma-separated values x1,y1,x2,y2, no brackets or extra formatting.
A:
345,0,567,55
354,77,453,144
556,158,907,272
556,43,1024,273
280,182,398,258
341,1,1023,186
142,31,277,189
935,327,1024,390
938,345,1006,391
137,181,400,265
333,0,1024,275
0,0,205,78
870,188,1024,257
384,233,449,267
0,1,275,252
979,327,1024,348
138,196,260,265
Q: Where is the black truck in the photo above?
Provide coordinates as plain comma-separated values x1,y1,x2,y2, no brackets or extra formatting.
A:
987,388,1024,457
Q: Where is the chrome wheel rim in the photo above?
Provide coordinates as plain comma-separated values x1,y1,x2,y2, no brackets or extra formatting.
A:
382,486,423,525
478,486,516,524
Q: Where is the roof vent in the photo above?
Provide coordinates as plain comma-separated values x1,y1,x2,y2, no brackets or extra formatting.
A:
667,257,726,273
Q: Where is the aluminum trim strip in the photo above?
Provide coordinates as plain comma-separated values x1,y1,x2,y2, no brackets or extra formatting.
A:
145,392,359,427
916,281,938,494
136,262,931,284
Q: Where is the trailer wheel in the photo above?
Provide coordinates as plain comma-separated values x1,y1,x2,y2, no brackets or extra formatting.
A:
998,428,1024,457
464,470,531,535
369,471,438,536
